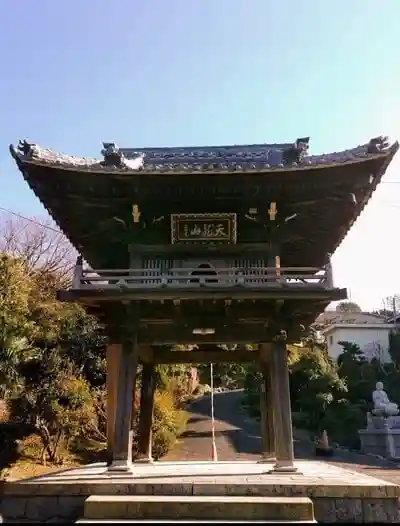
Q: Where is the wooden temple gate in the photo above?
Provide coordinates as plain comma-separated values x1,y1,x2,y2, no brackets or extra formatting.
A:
71,259,343,474
9,134,398,475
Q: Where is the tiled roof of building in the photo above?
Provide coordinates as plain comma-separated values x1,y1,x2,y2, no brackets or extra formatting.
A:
9,136,398,174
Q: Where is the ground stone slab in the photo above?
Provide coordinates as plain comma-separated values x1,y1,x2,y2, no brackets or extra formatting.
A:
0,461,399,523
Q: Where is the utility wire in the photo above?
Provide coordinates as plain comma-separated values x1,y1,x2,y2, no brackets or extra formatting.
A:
1,188,400,238
0,206,61,234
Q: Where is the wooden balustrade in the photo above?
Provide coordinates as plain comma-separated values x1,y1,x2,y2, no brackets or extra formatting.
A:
71,263,334,290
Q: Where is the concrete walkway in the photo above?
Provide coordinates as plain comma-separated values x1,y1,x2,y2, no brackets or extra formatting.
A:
166,390,400,485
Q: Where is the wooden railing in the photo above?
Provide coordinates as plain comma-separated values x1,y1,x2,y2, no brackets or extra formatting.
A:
71,263,334,290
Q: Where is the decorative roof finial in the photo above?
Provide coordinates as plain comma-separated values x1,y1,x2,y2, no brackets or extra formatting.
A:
282,137,310,166
367,136,390,154
101,142,124,168
101,142,145,170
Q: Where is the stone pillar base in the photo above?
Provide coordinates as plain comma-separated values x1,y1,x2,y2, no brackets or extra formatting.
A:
135,456,154,464
107,460,134,473
258,455,276,463
270,461,299,474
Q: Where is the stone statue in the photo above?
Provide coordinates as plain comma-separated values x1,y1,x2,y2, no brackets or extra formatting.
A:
372,382,399,416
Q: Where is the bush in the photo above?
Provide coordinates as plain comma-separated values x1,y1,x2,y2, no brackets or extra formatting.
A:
152,390,188,458
8,359,100,464
192,384,211,397
152,428,177,459
130,389,188,461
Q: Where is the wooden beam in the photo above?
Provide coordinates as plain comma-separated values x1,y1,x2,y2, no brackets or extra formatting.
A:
126,243,273,255
57,287,348,303
137,324,273,345
154,349,258,364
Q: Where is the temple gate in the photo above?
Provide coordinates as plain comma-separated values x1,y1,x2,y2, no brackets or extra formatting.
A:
10,135,398,474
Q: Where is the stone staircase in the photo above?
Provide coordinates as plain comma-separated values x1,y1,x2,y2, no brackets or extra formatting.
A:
76,495,317,523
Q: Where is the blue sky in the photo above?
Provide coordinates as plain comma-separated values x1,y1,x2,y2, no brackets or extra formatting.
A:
1,0,399,310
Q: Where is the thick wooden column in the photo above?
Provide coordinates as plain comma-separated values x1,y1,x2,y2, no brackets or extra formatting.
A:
108,340,140,472
106,344,122,462
258,344,275,462
269,337,297,472
137,363,156,463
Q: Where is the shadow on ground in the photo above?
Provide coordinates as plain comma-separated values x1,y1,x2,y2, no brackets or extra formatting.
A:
187,390,399,470
0,422,34,473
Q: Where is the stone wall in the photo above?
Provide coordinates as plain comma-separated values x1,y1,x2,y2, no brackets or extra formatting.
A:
1,483,399,523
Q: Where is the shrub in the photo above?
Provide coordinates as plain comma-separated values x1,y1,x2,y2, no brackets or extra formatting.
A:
192,384,211,397
8,362,99,464
130,388,188,461
152,390,188,439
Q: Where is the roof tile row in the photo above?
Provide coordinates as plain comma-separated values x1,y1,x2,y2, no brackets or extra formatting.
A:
9,136,394,174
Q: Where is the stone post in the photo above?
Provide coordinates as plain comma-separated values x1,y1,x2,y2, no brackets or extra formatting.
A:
269,336,297,472
137,362,156,463
108,340,140,472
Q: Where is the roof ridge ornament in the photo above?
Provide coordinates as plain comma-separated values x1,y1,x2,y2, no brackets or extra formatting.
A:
16,139,40,159
367,136,390,154
101,142,145,170
282,137,310,166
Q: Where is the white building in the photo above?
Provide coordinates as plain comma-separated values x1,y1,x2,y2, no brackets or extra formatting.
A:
322,323,394,362
315,311,394,363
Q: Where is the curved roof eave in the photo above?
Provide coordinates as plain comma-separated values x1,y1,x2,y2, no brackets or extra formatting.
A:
9,138,399,176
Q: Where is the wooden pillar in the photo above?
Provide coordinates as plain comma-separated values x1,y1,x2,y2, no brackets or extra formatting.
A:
108,340,140,472
137,362,156,463
269,337,297,472
258,345,275,461
106,344,122,463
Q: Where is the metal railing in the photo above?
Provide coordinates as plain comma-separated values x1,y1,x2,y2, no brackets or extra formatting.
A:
71,263,334,290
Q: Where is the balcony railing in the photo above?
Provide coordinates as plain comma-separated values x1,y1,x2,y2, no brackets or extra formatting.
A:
71,263,334,290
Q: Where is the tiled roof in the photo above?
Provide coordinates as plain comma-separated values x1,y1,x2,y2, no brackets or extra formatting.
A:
9,136,398,174
315,311,388,327
120,142,365,170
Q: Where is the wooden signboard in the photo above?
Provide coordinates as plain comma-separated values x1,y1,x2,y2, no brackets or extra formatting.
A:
171,213,237,244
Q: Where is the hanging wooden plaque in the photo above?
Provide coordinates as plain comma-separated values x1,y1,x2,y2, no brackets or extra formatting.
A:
171,213,237,244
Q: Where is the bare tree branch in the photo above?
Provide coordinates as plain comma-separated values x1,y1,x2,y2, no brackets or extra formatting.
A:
0,213,76,285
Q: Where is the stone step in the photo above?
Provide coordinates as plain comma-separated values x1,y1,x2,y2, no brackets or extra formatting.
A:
77,520,317,524
81,495,315,522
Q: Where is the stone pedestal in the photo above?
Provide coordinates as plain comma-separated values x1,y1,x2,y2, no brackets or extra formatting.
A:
359,413,400,459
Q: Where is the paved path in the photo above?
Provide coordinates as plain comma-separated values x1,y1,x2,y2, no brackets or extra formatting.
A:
166,390,400,485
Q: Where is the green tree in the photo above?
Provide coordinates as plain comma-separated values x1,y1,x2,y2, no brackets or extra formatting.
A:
0,216,194,467
389,330,400,369
9,352,98,463
336,301,362,313
0,254,36,396
290,346,347,435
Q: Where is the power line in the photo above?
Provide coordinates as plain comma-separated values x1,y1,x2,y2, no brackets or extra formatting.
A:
0,206,61,234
